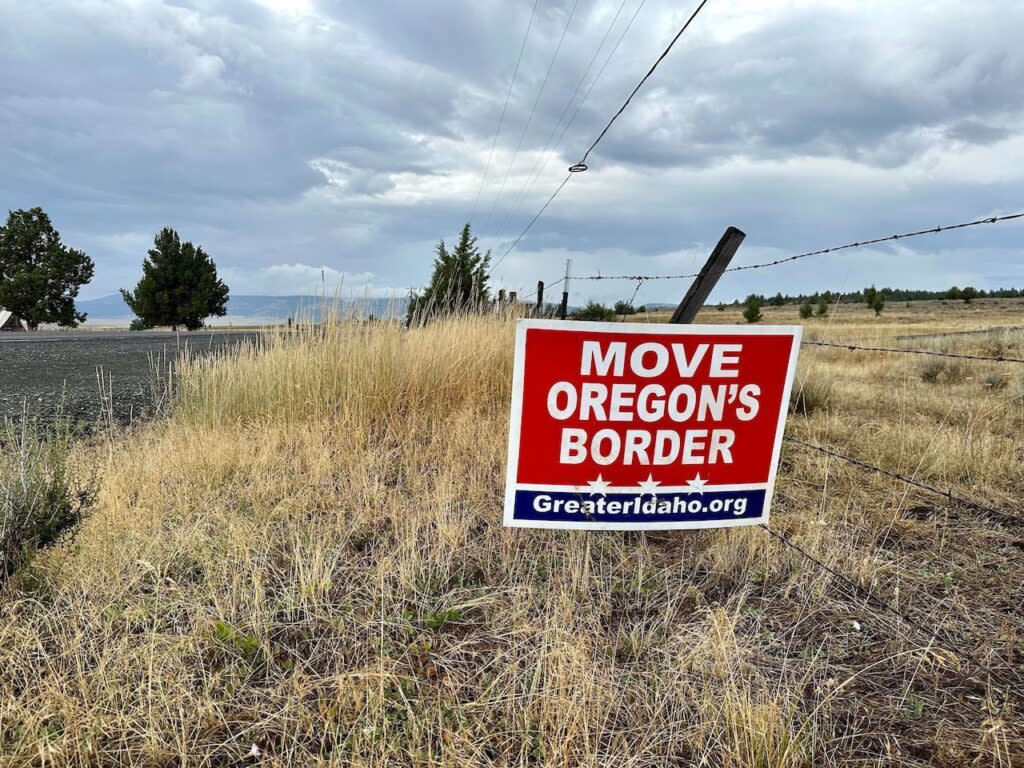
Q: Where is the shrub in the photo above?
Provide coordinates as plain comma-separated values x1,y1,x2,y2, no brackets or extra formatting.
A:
798,302,813,319
1012,377,1024,404
613,301,637,316
742,296,763,324
982,372,1007,390
0,417,94,584
918,359,944,384
978,330,1020,359
129,318,150,331
917,359,966,384
789,377,832,417
572,301,617,321
814,294,830,317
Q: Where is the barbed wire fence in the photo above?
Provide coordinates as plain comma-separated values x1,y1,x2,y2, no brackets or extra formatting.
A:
495,211,1024,707
462,0,1024,713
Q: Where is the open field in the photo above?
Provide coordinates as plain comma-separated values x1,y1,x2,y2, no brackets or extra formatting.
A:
0,304,1022,766
0,330,260,426
631,296,1024,339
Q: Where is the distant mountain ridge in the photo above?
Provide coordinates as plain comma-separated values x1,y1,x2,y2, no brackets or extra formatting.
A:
78,294,408,326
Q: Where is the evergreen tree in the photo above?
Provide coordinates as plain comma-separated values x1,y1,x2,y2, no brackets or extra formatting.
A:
867,289,884,316
769,292,786,307
121,228,229,331
407,223,490,325
0,207,94,329
799,302,813,319
863,285,877,308
815,293,830,317
960,286,978,304
613,300,637,316
742,295,763,323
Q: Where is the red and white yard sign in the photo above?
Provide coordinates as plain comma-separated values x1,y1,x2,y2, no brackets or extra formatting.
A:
503,320,802,530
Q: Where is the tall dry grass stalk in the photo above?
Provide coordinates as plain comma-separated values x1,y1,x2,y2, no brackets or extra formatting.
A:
0,308,1020,766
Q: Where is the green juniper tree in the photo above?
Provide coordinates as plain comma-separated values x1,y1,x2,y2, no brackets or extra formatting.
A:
815,291,831,317
407,223,490,325
799,302,813,319
0,207,94,329
864,285,884,316
742,294,763,323
121,228,229,331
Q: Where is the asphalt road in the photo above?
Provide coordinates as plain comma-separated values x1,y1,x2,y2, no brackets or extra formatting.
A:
0,330,259,427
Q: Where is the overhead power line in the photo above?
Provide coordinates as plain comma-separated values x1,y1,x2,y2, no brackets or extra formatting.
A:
484,0,582,233
491,173,573,271
469,0,541,225
576,212,1024,280
489,0,709,271
575,0,710,168
490,0,636,252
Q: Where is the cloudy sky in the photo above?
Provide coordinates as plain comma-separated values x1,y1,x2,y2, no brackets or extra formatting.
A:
2,0,1022,305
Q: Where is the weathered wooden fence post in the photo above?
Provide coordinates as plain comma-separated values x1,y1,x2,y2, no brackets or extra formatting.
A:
535,281,545,316
669,227,745,324
559,258,572,320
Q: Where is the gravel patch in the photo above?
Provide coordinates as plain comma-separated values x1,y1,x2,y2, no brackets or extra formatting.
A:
0,330,259,427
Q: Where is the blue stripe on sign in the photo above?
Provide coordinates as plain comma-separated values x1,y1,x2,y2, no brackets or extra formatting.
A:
513,489,766,524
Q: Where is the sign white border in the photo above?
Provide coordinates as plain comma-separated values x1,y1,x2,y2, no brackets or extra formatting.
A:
503,319,803,530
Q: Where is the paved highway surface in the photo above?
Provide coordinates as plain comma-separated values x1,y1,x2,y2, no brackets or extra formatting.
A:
0,330,259,427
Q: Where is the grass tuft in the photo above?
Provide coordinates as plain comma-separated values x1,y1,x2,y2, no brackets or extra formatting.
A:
0,415,94,585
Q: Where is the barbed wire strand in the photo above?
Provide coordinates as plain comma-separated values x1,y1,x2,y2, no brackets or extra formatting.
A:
801,340,1024,364
618,278,645,321
517,275,566,304
576,212,1024,281
758,522,1024,702
783,436,1021,527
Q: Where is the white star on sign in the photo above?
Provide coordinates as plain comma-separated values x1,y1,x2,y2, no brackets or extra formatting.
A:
587,474,612,496
637,474,661,495
685,473,709,494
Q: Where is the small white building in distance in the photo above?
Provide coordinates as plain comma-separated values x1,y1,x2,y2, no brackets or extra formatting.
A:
0,309,29,331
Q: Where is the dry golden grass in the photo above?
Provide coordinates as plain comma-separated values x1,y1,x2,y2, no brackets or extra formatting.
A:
0,304,1021,766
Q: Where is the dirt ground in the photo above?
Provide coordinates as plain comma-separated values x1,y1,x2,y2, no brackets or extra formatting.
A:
0,330,259,427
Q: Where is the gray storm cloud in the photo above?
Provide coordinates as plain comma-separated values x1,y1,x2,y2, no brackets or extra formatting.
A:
1,0,1021,303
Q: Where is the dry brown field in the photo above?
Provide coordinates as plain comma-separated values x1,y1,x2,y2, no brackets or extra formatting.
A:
1,299,1021,766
